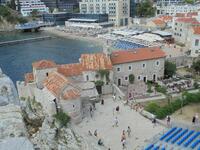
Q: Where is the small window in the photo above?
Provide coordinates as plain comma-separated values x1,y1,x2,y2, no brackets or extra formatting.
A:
128,65,132,71
156,61,160,66
86,75,89,81
46,72,48,77
138,76,141,80
195,39,199,46
125,76,128,81
117,67,121,72
142,63,146,68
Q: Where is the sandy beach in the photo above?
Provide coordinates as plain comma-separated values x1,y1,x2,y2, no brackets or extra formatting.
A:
42,27,106,47
74,95,166,150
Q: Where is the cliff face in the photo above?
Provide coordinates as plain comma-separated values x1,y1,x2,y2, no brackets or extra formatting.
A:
0,18,15,32
0,68,34,150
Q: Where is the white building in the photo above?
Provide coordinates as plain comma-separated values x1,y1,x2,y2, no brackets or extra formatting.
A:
111,47,166,86
79,0,130,26
157,4,200,16
19,0,49,17
187,26,200,57
173,17,199,44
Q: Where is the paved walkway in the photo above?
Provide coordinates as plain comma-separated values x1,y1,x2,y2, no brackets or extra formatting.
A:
74,95,165,150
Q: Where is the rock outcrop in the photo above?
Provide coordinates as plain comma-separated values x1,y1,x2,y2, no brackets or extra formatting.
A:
0,104,34,150
0,68,19,105
0,68,34,150
31,117,85,150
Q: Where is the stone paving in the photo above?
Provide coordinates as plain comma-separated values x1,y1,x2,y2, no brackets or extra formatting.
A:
74,95,166,150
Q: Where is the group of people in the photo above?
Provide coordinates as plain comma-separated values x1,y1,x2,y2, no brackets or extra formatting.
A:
121,127,132,149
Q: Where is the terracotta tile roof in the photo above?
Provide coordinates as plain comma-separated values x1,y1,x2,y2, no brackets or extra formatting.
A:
57,63,83,77
44,72,80,100
187,12,198,17
25,73,34,84
175,17,198,23
32,60,56,69
159,16,173,22
81,53,112,71
176,13,186,17
111,47,166,65
192,26,200,35
152,19,166,25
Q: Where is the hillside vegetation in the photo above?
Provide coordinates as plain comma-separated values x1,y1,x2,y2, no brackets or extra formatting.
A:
0,5,27,31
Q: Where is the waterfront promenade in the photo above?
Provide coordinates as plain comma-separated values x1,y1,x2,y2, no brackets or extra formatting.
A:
0,36,53,47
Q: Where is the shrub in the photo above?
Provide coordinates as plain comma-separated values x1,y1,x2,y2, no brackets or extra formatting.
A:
193,82,199,89
145,91,200,119
145,102,160,114
155,85,167,94
95,80,104,86
53,111,70,127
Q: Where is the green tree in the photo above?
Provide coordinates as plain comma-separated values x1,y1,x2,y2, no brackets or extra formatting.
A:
129,74,135,84
192,60,200,74
31,9,39,18
164,61,176,78
184,0,194,4
53,111,70,127
136,0,155,17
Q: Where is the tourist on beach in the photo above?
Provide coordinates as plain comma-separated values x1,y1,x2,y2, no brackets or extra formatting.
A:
166,116,171,126
127,126,131,137
94,129,98,137
192,116,196,124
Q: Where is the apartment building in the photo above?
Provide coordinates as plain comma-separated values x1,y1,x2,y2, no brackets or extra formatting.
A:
19,0,49,16
157,4,200,16
173,17,199,44
187,26,200,57
79,0,130,26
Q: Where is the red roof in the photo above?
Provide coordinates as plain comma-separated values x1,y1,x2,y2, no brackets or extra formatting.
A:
192,26,200,35
32,60,56,69
176,17,198,24
25,73,34,84
44,72,80,100
152,19,166,25
187,12,198,17
111,47,166,65
57,63,83,77
158,16,173,22
81,53,112,71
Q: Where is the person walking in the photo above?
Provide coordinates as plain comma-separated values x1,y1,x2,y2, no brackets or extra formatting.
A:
113,117,119,127
192,116,196,125
94,129,98,137
121,130,126,142
127,126,131,137
89,105,93,118
122,139,126,149
112,94,116,101
167,116,171,127
116,106,120,113
152,117,157,128
101,98,104,105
